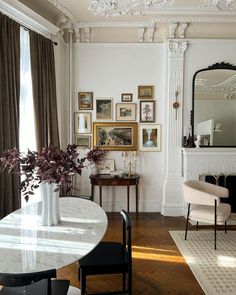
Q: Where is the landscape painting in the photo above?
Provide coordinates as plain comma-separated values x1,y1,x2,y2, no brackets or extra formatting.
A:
93,122,138,151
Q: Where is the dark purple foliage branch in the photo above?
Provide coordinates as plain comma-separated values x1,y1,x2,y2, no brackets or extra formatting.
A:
0,145,89,201
86,148,106,166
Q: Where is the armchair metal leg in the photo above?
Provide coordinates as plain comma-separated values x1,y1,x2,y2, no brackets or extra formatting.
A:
196,222,199,231
214,200,217,250
185,204,190,240
225,220,227,234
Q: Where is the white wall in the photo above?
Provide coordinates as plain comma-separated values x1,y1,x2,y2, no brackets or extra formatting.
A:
54,38,69,149
73,43,165,212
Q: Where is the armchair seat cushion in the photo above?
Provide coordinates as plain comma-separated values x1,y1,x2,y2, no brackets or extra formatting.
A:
190,203,231,224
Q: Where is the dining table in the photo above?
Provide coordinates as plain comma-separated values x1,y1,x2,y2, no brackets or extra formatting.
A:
0,197,108,274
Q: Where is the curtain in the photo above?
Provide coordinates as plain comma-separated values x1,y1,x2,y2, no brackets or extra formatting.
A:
0,12,21,218
29,31,60,150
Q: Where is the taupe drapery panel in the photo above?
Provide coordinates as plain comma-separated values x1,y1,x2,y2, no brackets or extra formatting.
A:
0,13,21,218
29,31,60,150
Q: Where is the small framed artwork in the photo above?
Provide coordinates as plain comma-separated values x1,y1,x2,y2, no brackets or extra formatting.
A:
140,100,155,122
116,103,136,121
121,93,133,102
139,124,161,152
98,159,115,174
138,85,154,99
74,135,91,148
78,92,93,110
74,112,92,134
96,98,113,120
93,122,138,151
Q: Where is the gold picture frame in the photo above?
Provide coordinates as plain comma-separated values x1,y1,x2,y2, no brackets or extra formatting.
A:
138,85,154,99
78,92,93,110
93,122,138,151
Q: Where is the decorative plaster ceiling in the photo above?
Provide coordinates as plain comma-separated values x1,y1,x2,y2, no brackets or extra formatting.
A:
16,0,236,42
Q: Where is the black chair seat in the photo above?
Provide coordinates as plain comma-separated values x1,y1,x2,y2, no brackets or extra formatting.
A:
0,279,70,294
79,241,128,274
78,210,132,295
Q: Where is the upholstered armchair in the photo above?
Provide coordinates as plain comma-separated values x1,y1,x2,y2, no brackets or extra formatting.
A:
183,180,231,250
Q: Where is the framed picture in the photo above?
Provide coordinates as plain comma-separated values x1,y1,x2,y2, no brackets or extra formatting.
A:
74,135,91,148
139,124,161,152
98,159,115,174
96,98,113,120
116,103,136,121
140,100,155,122
138,85,154,99
121,93,133,102
74,112,92,134
93,122,138,151
78,92,93,110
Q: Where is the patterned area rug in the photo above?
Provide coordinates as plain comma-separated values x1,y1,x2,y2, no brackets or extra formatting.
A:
170,230,236,295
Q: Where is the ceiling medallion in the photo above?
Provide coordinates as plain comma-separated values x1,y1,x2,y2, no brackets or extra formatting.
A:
88,0,174,16
201,0,236,10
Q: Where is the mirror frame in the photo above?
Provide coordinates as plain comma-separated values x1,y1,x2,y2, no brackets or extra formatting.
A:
192,62,236,147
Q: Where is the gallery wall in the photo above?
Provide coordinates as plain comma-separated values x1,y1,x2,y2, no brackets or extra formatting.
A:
73,43,165,212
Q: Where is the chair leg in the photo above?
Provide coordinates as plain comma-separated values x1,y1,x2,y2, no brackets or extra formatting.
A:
80,268,86,295
122,272,126,292
214,200,217,250
196,222,199,231
78,268,80,282
225,220,227,234
185,204,190,240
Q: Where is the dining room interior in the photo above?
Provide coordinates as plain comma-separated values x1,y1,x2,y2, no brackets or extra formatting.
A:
1,0,236,294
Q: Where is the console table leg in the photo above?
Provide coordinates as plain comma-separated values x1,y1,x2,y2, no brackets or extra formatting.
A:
99,185,102,207
136,184,138,213
91,184,94,202
127,185,130,213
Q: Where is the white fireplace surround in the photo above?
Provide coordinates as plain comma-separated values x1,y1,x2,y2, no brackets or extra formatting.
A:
182,147,236,181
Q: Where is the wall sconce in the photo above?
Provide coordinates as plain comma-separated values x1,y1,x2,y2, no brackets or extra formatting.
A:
173,89,180,120
121,151,139,177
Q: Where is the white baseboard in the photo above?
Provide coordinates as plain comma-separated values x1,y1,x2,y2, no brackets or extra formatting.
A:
93,200,161,212
161,203,185,216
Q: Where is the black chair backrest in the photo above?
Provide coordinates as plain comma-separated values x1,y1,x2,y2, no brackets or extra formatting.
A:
0,269,56,289
120,210,132,272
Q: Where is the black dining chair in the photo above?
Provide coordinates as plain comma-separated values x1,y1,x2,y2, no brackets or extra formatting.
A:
78,210,132,295
0,268,76,295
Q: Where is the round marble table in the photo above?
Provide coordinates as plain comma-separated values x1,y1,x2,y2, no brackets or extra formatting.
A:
0,197,108,273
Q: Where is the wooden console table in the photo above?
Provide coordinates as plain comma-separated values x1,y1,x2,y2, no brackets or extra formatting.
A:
89,174,140,213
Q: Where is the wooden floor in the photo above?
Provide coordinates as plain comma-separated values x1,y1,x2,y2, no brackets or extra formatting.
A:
57,213,204,294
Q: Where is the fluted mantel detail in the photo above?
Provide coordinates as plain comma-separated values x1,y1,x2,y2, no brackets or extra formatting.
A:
168,40,188,58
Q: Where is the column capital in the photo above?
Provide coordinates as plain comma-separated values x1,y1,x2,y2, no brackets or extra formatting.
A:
168,40,188,58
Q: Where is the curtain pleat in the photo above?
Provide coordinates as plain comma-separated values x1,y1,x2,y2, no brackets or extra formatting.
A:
0,12,21,218
29,31,60,150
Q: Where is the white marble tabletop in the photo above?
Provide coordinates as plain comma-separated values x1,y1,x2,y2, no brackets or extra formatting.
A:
0,197,108,273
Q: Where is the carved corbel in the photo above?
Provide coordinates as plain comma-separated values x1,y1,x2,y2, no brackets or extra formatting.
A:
74,28,81,43
84,27,91,43
137,27,145,42
179,23,188,39
148,27,155,42
169,23,178,38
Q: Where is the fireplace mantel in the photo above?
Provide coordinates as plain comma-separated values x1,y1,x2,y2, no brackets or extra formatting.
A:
182,148,236,180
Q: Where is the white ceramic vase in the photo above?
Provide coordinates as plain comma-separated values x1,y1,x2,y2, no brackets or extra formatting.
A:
91,163,98,175
40,183,61,226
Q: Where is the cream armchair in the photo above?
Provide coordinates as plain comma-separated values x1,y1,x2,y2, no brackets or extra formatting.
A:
183,180,231,250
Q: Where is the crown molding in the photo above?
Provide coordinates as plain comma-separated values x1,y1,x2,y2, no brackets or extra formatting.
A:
48,0,79,26
0,0,60,37
77,21,155,28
